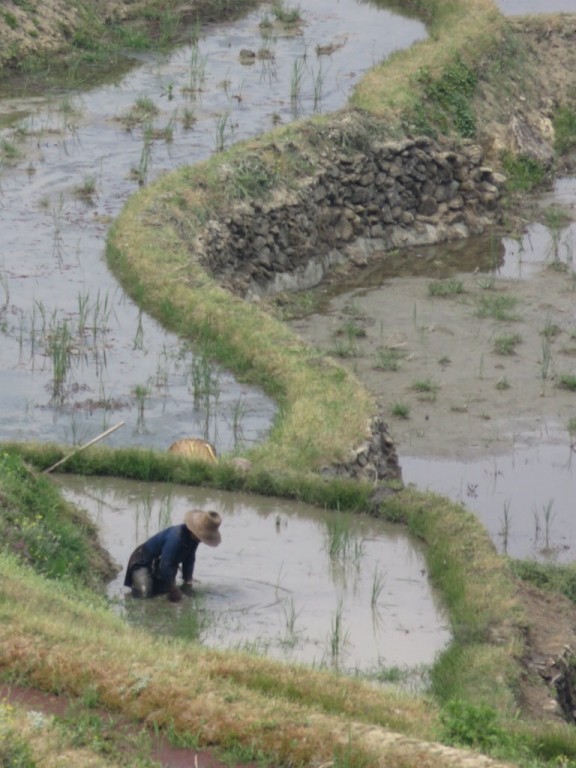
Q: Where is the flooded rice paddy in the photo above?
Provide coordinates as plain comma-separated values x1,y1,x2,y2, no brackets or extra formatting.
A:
0,0,425,453
289,177,576,564
59,473,450,680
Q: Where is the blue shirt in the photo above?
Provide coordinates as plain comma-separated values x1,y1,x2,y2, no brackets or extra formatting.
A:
143,524,199,587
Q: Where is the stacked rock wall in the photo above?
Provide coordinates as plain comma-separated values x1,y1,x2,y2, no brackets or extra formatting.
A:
198,132,506,300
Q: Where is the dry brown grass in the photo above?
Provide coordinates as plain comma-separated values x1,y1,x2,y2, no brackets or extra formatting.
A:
0,554,467,768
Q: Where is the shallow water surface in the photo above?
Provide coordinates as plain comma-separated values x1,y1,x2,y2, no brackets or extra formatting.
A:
59,474,450,678
0,0,425,455
289,176,576,564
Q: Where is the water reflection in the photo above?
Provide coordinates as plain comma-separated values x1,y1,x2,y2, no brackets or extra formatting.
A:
58,473,450,678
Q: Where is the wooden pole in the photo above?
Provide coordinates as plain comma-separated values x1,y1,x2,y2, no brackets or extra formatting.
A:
43,421,126,474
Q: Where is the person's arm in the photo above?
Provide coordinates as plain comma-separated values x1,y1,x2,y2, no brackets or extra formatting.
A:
181,548,196,584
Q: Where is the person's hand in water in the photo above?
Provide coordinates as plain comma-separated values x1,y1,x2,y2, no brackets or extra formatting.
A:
168,586,183,602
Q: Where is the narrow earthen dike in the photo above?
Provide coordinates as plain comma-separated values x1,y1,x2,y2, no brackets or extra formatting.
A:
193,116,507,485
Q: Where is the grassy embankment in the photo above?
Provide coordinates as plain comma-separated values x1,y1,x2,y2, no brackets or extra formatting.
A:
4,0,576,766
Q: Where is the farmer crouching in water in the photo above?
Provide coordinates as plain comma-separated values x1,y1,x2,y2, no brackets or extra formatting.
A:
124,509,222,602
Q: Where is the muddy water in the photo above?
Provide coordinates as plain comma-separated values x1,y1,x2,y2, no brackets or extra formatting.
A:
58,473,450,680
0,0,425,455
289,176,576,564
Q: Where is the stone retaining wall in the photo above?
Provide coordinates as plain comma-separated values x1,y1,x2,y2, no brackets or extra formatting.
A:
197,123,506,301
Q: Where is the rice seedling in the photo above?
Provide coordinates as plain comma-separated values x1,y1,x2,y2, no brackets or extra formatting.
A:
540,333,553,383
47,319,73,404
259,12,273,32
568,417,576,439
557,373,576,391
0,137,20,161
325,599,349,667
133,311,145,351
476,294,519,321
124,96,159,128
73,175,97,201
271,0,302,26
371,567,385,607
311,60,326,111
134,490,154,538
410,378,439,401
186,40,207,96
375,346,402,371
132,383,152,432
476,273,496,291
498,500,512,555
493,333,521,355
428,279,464,297
182,107,197,130
133,119,154,185
324,512,352,560
230,397,247,448
76,291,90,339
391,402,410,419
58,95,81,120
495,376,510,391
90,290,112,342
157,491,174,530
533,500,556,553
153,347,171,392
158,7,178,48
214,111,235,153
330,337,356,358
541,313,561,341
290,56,306,116
281,597,301,647
188,347,221,406
543,500,555,551
51,194,67,267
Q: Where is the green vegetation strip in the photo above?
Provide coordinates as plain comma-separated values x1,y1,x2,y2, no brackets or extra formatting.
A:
106,168,374,476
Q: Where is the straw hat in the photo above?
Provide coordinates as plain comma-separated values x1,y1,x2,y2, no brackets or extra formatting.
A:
184,509,222,547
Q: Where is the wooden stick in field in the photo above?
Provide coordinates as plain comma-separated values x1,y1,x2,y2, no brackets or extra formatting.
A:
43,422,126,474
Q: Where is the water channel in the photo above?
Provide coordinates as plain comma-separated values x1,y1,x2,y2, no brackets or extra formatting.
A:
1,0,575,675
